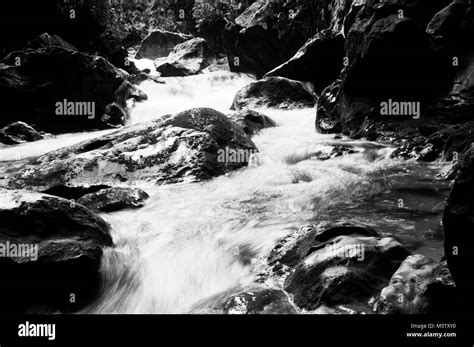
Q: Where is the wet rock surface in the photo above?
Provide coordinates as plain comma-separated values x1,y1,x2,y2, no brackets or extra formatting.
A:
6,107,257,190
370,254,455,314
227,110,277,137
231,77,316,110
265,30,345,94
0,121,44,145
223,0,354,77
76,187,149,213
0,188,113,312
154,38,215,77
313,0,474,168
136,30,192,60
223,286,297,314
245,223,416,313
284,234,409,310
1,43,146,133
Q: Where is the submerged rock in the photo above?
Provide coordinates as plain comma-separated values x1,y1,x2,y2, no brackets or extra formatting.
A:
155,38,214,77
231,77,316,110
7,107,257,190
370,254,455,314
0,121,44,145
0,189,112,312
227,110,277,137
77,187,149,213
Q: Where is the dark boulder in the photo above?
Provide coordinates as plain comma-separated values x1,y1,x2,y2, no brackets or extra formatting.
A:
427,0,474,52
24,32,77,51
284,234,410,310
13,32,140,75
0,189,113,312
370,254,455,314
223,1,298,78
223,286,297,314
314,0,474,166
316,13,453,138
231,77,316,110
265,31,345,93
106,45,140,75
7,108,257,190
77,187,149,213
435,53,474,124
227,110,277,137
154,38,215,77
136,30,192,60
443,147,474,312
0,121,44,145
316,80,343,133
223,0,354,78
268,223,381,269
0,46,145,133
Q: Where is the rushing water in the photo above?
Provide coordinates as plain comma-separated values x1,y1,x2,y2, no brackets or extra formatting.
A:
0,62,450,314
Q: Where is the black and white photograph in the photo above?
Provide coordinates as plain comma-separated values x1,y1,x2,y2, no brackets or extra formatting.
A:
0,0,473,345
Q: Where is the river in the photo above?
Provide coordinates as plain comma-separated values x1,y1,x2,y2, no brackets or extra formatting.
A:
0,63,450,314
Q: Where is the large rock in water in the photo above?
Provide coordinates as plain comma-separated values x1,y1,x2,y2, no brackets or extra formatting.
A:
227,110,277,137
0,189,113,312
284,234,409,310
7,108,257,191
443,147,474,312
268,223,380,269
76,187,149,213
0,45,145,133
223,286,297,314
136,30,192,60
370,254,455,314
231,77,316,110
0,121,44,145
265,30,345,93
268,223,409,311
154,38,215,77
